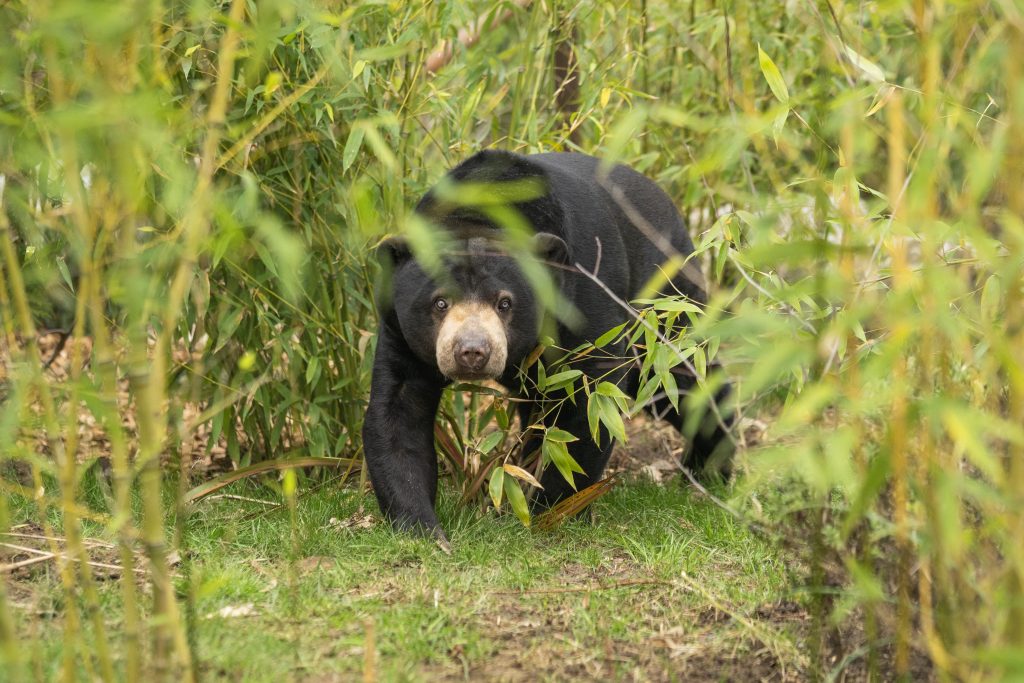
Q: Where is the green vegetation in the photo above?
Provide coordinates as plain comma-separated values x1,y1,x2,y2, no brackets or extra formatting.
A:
1,0,1022,680
9,478,794,681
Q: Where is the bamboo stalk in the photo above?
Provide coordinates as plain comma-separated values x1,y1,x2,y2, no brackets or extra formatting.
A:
85,247,143,682
0,495,24,678
0,211,90,683
1002,20,1024,657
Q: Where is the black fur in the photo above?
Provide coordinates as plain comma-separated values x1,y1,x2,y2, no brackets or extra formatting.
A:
363,151,734,539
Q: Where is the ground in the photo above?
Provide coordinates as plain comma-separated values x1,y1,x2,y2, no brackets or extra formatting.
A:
3,334,809,681
5,468,815,682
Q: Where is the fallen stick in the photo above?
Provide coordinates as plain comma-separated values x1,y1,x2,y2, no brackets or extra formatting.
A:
492,578,672,596
202,494,279,506
0,552,59,573
1,531,115,549
0,541,144,575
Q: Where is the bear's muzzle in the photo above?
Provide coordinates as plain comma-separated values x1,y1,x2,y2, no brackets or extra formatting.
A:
435,301,508,380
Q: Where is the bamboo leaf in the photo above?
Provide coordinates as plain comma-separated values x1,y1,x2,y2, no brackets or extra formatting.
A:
594,322,628,348
503,463,543,489
544,428,579,443
543,438,584,490
539,369,583,389
488,467,505,510
842,44,886,83
757,45,789,104
477,430,505,455
534,476,617,531
503,476,530,527
434,423,465,471
342,124,364,172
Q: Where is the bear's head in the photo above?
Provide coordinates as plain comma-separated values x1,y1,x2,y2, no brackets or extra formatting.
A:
377,231,567,382
376,151,568,382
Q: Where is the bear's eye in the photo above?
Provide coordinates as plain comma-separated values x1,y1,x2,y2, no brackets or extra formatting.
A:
497,297,512,312
433,297,449,312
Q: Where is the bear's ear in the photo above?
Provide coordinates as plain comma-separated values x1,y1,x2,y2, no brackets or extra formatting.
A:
532,232,569,266
374,235,411,266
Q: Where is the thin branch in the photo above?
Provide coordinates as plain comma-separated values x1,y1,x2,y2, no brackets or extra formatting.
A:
572,260,737,446
201,494,279,506
726,251,817,334
593,174,707,292
1,531,114,549
493,578,671,596
0,542,145,575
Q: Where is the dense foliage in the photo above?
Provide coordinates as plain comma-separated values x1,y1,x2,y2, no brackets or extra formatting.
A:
1,0,1021,679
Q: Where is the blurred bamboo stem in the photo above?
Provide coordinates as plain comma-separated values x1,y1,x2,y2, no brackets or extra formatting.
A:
881,78,912,675
85,250,142,682
48,76,118,681
1002,22,1024,654
0,281,24,679
134,0,251,675
0,212,96,682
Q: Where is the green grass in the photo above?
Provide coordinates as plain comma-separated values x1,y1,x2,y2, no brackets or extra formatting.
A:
7,475,799,681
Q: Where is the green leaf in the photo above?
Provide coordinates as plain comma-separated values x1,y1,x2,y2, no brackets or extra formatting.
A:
596,381,631,413
634,376,661,409
343,124,364,172
544,427,579,443
596,381,630,401
355,42,415,62
477,430,504,454
757,45,789,104
943,408,1004,484
694,346,707,382
771,107,788,145
305,356,320,385
263,71,282,99
656,366,679,411
503,476,530,527
594,322,628,348
495,404,510,430
539,369,583,390
842,44,886,83
362,124,398,171
56,256,74,293
980,274,1002,323
586,394,627,444
543,438,584,490
596,396,627,443
488,467,505,510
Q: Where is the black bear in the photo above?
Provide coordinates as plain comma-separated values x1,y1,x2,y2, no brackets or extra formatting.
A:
363,151,733,540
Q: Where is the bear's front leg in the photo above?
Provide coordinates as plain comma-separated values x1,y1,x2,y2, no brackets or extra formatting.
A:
362,328,446,538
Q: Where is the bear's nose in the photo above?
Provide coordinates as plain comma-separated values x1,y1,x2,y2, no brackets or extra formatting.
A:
455,336,491,372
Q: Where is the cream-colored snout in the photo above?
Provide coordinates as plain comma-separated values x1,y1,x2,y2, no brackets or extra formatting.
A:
435,302,508,380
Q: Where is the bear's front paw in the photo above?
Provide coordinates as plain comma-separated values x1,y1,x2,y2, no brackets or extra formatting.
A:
390,511,450,551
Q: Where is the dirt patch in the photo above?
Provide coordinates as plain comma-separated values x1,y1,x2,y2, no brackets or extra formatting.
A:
0,522,128,581
608,414,685,478
432,563,812,682
609,412,769,481
1,333,245,481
